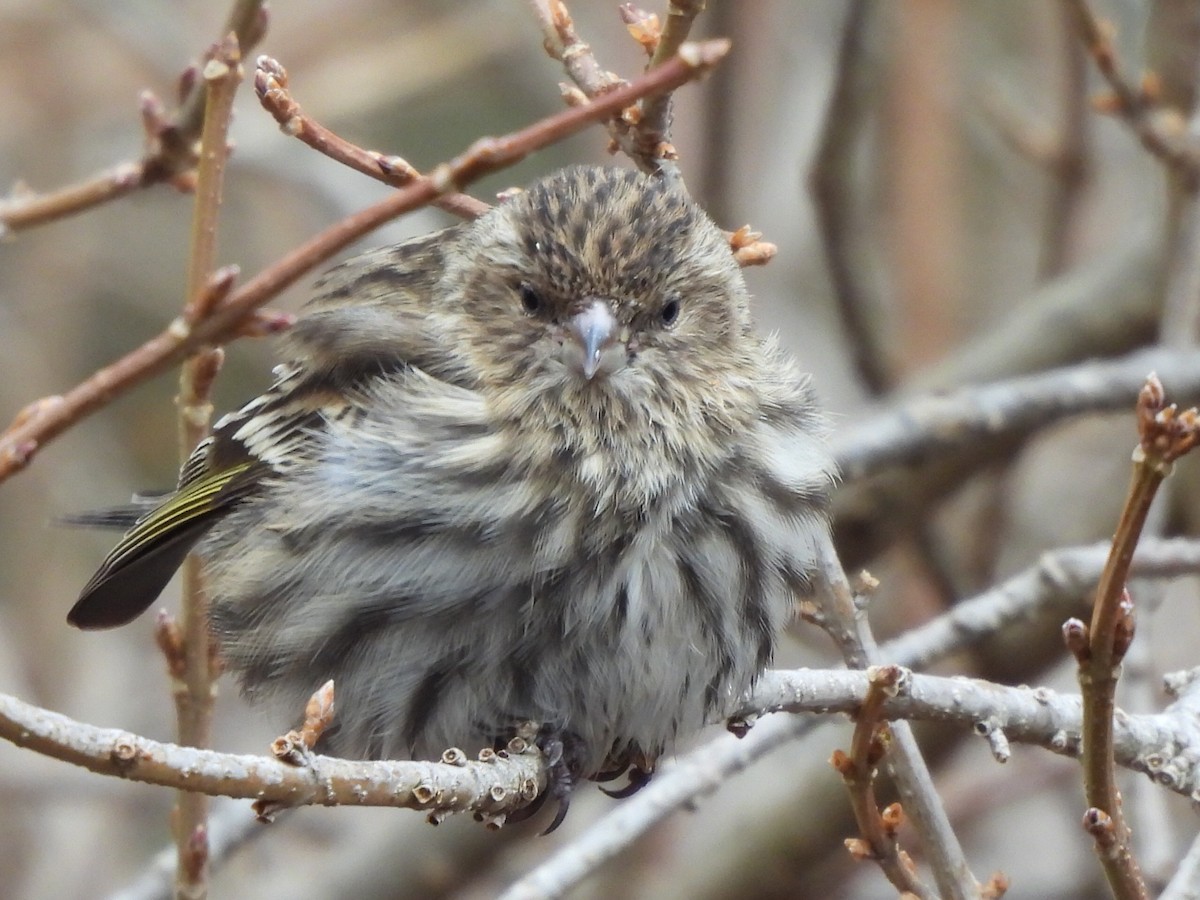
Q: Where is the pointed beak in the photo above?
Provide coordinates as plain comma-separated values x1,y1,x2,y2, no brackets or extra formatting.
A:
566,300,619,380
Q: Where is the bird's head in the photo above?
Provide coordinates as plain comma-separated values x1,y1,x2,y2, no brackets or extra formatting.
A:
442,166,758,426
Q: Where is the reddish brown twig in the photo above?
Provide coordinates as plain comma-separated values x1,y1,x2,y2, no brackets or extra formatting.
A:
0,39,730,485
814,539,986,900
728,224,777,267
256,680,339,820
532,0,777,266
1063,374,1198,900
637,0,705,160
529,0,623,103
165,32,245,899
1064,0,1200,186
253,57,490,221
530,0,679,172
252,53,775,267
832,665,936,899
0,1,267,235
271,680,336,766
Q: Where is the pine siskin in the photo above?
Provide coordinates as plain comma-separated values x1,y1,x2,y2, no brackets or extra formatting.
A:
69,165,834,826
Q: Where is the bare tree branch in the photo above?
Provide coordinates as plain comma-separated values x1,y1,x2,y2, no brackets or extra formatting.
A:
0,1,268,235
834,348,1200,567
0,690,546,821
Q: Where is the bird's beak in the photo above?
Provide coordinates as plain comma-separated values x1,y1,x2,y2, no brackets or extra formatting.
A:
566,300,620,380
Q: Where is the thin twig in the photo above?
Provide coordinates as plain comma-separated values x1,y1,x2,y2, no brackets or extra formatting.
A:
253,56,490,220
527,0,622,100
173,0,268,140
0,39,729,485
1065,376,1198,899
0,163,160,235
166,33,244,899
638,0,705,161
255,53,770,267
1063,0,1200,185
528,0,675,173
530,1,777,262
809,0,892,394
0,1,267,235
833,665,936,899
814,537,986,900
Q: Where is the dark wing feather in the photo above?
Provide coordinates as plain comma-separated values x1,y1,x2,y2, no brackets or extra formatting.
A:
67,365,320,630
60,499,162,531
68,461,264,629
69,227,458,630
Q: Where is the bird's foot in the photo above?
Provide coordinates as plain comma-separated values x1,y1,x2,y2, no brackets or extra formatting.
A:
597,764,653,799
505,727,588,834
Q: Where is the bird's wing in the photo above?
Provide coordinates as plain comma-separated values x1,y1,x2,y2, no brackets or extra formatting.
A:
69,227,462,630
67,459,265,629
66,361,322,630
282,225,466,384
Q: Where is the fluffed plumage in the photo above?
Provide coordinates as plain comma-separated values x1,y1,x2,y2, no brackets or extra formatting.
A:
70,165,834,817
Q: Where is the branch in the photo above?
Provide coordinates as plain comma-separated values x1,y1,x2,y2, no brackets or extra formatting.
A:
637,0,705,155
0,1,268,235
37,658,1198,833
0,39,730,485
0,691,543,823
253,57,490,221
1064,377,1198,899
754,664,1200,802
162,33,245,896
1063,0,1200,185
812,536,986,900
528,0,622,98
528,0,688,174
833,347,1200,567
501,660,1200,900
528,1,777,265
809,0,893,393
832,665,936,898
882,537,1200,671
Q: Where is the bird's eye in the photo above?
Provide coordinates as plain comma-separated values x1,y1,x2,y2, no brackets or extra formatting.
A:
518,282,542,314
660,297,681,326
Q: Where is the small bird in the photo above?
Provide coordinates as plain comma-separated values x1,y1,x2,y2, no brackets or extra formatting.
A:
69,165,834,827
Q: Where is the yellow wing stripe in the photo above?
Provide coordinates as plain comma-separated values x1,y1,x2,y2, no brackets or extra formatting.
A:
100,461,257,566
